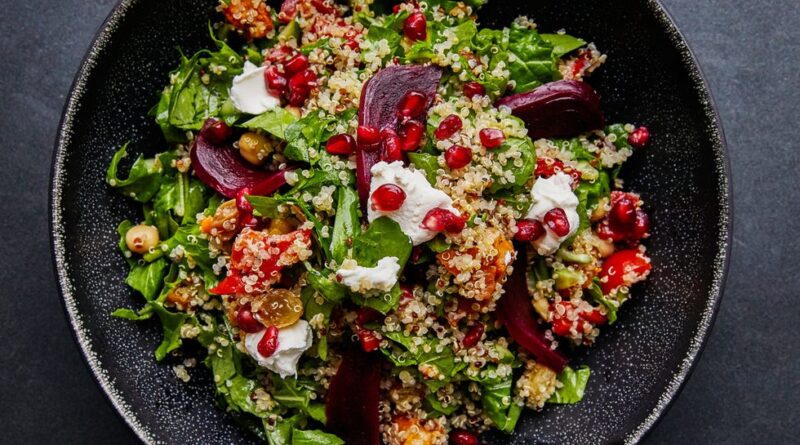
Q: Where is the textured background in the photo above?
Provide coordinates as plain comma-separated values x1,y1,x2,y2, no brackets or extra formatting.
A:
0,0,797,444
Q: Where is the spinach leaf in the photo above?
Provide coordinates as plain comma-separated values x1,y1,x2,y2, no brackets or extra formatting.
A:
291,429,344,445
242,107,299,140
271,375,327,424
304,265,347,304
469,27,511,98
541,33,586,58
507,21,558,93
299,284,337,360
467,365,521,433
547,366,591,404
381,331,465,379
352,217,412,268
407,152,440,186
106,143,164,203
329,187,360,264
149,301,189,361
284,110,355,164
266,415,298,445
125,257,168,301
488,136,536,193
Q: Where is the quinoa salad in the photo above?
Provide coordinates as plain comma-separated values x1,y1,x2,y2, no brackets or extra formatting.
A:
108,0,654,443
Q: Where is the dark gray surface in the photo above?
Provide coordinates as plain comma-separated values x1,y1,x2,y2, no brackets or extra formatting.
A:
0,0,796,444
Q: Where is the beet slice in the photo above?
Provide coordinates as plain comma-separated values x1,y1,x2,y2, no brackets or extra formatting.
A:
356,65,442,207
496,80,604,140
325,346,382,445
190,119,291,198
497,244,568,373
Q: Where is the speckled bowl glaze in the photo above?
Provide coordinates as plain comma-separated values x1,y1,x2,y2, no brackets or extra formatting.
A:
50,0,730,443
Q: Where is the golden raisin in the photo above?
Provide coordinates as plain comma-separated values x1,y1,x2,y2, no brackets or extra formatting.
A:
251,289,304,328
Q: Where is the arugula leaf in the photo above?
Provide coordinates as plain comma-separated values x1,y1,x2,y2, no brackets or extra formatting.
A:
541,33,586,58
242,107,299,140
330,186,360,264
381,331,465,379
110,308,152,321
407,152,440,186
106,143,164,203
266,415,298,445
284,110,355,164
352,217,412,268
488,136,536,193
291,429,344,445
507,21,558,93
116,220,136,265
304,265,347,304
547,366,591,404
271,375,327,424
587,280,618,324
466,365,522,433
125,257,168,301
149,301,189,361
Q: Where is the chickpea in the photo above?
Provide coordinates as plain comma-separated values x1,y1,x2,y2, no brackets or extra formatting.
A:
125,224,160,254
238,132,273,166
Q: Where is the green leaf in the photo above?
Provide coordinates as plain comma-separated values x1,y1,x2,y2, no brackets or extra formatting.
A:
330,187,360,264
426,236,451,253
228,375,270,417
271,376,327,424
291,429,344,445
106,143,164,203
283,110,355,164
467,365,521,433
548,366,591,404
541,33,586,58
507,21,559,93
111,307,152,321
242,107,299,140
382,331,465,379
304,264,347,304
266,416,298,445
407,152,440,186
149,302,189,361
488,136,536,193
125,257,168,301
352,217,412,269
300,37,331,56
587,280,618,324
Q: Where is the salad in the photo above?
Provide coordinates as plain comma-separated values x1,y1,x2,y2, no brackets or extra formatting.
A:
108,0,653,443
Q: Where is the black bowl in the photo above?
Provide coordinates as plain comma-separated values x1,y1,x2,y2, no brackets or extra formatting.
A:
50,0,730,443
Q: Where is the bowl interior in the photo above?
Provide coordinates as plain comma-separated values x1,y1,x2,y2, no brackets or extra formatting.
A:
51,0,729,443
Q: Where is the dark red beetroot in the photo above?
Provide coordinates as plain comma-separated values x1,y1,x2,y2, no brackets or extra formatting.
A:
326,346,382,445
191,119,292,198
497,244,568,372
356,65,442,207
496,80,604,139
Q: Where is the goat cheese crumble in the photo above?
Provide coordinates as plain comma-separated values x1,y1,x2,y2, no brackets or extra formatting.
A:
244,320,312,378
230,61,280,114
367,161,459,245
526,172,580,255
336,256,401,293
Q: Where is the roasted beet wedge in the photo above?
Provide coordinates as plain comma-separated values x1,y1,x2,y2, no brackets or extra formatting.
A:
356,65,442,207
326,346,382,445
191,119,291,198
496,80,604,139
497,245,568,372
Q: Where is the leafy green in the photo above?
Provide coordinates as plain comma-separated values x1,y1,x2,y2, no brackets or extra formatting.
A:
111,307,152,321
304,265,347,304
106,144,164,202
283,109,356,164
469,27,511,98
381,331,465,379
352,217,412,268
465,365,521,433
488,136,536,193
507,21,559,93
271,375,327,424
329,186,361,264
300,37,331,56
149,301,190,361
291,429,344,445
541,33,585,58
572,170,610,238
266,415,298,445
587,280,618,324
547,366,591,404
125,258,168,301
408,152,440,186
242,107,299,140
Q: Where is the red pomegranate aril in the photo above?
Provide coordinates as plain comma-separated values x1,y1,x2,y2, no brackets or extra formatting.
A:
381,128,402,161
463,81,485,99
544,208,571,237
205,120,232,144
358,125,381,145
628,126,650,148
326,134,356,155
445,144,472,169
632,210,650,240
311,0,335,14
434,114,463,140
422,208,465,233
283,53,309,77
398,120,424,151
237,306,264,333
479,128,505,149
450,430,479,445
257,326,280,357
397,91,427,118
462,322,484,348
264,66,288,95
371,183,406,211
357,328,381,352
236,188,254,213
514,219,545,242
610,196,637,227
403,12,427,41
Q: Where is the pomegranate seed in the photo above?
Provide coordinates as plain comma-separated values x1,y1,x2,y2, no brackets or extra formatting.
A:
371,183,406,211
356,307,381,326
205,120,232,144
283,54,309,77
628,126,650,148
397,90,427,119
237,306,263,333
358,125,381,145
631,210,649,240
398,120,424,151
434,114,463,140
450,430,479,445
544,208,571,237
236,188,253,213
403,12,427,41
257,326,280,357
381,128,402,161
311,0,335,14
514,219,545,242
463,81,485,99
462,322,484,348
326,134,356,155
287,70,317,106
264,66,288,95
610,196,637,227
357,328,381,352
444,144,472,169
266,45,296,63
421,208,465,233
479,128,505,149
